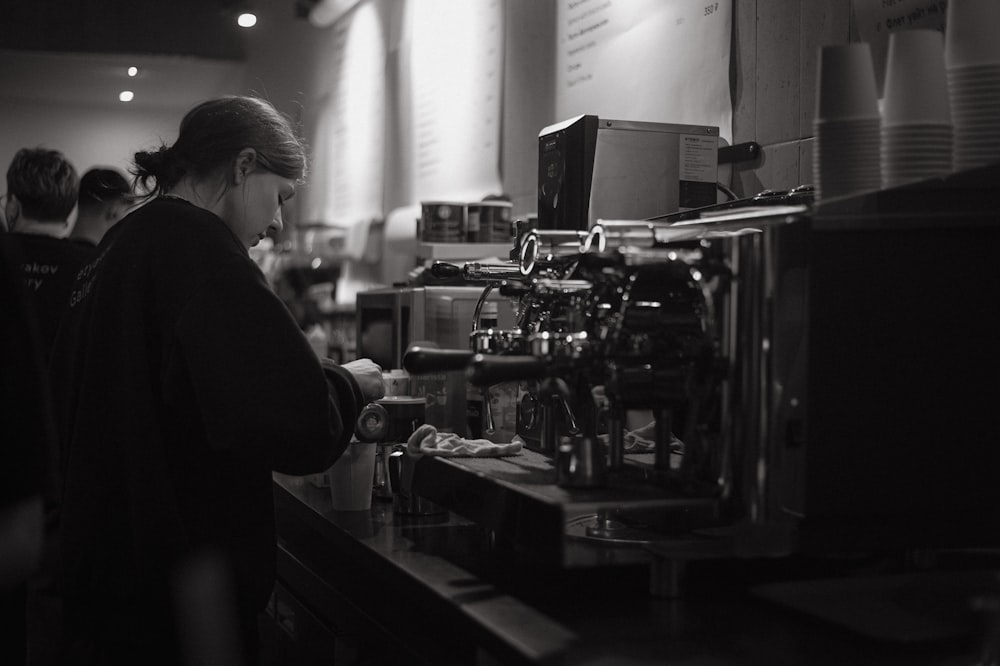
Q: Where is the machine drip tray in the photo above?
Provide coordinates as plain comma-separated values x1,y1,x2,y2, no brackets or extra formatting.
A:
412,449,722,567
566,513,741,561
565,514,663,546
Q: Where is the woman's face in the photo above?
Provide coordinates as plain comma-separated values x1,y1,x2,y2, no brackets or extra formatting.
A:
224,169,296,251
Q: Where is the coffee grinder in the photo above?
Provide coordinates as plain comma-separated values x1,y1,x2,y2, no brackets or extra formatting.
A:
354,396,425,501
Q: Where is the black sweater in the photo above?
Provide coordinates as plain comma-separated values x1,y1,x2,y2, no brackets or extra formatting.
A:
47,198,363,656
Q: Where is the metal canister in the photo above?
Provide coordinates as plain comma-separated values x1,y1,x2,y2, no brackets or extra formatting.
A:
420,201,465,243
479,200,513,242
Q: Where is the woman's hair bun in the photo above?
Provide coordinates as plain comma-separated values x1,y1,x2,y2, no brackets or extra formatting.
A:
132,145,186,194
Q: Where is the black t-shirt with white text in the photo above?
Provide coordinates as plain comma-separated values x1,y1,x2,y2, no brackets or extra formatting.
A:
9,233,93,358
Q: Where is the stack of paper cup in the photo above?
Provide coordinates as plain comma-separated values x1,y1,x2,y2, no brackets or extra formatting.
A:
945,0,1000,171
813,43,881,199
881,30,953,188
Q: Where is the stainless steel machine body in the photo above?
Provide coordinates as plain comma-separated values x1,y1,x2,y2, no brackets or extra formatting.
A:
408,181,1000,558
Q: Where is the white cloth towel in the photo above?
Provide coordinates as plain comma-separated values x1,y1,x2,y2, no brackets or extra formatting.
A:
623,421,684,454
406,424,523,457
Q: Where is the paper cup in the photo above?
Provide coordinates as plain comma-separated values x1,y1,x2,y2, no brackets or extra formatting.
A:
813,116,881,199
815,43,880,121
328,441,376,511
945,0,1000,68
882,30,951,127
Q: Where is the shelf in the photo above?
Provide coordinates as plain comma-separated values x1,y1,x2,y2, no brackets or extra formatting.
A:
417,242,513,261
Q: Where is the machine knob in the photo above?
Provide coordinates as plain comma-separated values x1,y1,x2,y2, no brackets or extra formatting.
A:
430,261,462,278
356,403,390,442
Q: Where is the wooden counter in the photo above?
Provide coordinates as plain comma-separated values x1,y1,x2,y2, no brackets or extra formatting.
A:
271,473,574,665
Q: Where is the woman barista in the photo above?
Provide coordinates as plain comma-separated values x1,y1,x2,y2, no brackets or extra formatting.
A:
47,96,383,665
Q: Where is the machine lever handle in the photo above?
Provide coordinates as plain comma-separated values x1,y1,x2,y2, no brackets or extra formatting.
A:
403,346,475,374
466,354,546,385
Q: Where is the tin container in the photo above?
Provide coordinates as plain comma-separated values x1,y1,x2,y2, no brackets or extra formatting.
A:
480,200,513,242
420,201,466,243
465,203,487,243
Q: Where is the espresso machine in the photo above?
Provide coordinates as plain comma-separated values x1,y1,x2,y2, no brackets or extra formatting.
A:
402,106,1000,564
401,232,728,560
403,165,1000,564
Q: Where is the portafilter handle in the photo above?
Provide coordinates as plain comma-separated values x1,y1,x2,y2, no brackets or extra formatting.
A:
403,346,475,374
430,260,528,283
463,262,529,281
466,354,547,386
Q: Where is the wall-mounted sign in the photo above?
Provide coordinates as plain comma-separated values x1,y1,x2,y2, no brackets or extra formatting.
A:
853,0,948,94
555,0,733,145
403,0,504,202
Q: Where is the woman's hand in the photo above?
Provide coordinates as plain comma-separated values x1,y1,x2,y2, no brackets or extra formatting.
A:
340,358,385,402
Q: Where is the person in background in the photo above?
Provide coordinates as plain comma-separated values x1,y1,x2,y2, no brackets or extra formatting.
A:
0,237,56,666
69,167,135,247
3,148,93,357
3,149,85,666
46,96,384,666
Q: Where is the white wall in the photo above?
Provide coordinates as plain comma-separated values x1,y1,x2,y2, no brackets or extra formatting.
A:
0,98,181,181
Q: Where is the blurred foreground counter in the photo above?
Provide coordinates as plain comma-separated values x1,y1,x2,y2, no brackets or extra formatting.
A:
271,471,994,665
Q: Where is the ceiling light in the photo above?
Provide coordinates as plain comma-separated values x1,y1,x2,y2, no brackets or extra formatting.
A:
127,66,138,77
237,12,257,27
119,91,134,102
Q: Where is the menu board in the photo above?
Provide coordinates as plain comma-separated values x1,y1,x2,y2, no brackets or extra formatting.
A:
555,0,733,144
309,4,386,225
403,0,504,201
853,0,947,94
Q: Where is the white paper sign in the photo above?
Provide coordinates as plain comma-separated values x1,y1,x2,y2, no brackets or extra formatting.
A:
555,0,733,145
853,0,948,94
404,0,504,201
304,3,386,226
